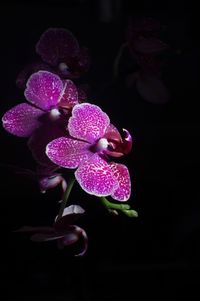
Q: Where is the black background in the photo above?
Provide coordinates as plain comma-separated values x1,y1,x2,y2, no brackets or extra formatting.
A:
1,1,199,300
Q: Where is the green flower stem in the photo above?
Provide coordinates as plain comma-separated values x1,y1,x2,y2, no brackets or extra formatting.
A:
100,197,130,211
57,177,76,220
100,197,138,217
113,42,128,79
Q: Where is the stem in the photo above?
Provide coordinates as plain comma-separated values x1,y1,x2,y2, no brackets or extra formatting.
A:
57,177,75,220
100,197,130,211
113,42,128,79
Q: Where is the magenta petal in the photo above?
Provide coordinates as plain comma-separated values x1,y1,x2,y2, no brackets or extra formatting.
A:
75,154,119,197
110,163,131,202
59,80,79,109
39,174,66,193
24,71,63,111
54,205,85,233
46,137,92,168
36,28,79,66
2,103,43,137
68,103,110,143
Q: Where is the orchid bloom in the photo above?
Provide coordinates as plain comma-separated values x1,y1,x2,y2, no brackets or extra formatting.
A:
2,71,80,138
36,28,90,79
15,205,88,256
46,103,132,202
16,28,90,89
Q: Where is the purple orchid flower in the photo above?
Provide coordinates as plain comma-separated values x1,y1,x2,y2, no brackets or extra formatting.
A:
2,70,81,166
15,205,88,256
46,103,132,202
16,28,90,90
2,71,79,138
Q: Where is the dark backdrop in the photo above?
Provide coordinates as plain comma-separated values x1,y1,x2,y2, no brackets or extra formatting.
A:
1,1,199,300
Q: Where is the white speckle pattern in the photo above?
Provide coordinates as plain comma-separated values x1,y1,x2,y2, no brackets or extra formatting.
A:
58,79,79,108
24,71,63,110
46,137,93,168
75,154,119,197
68,103,110,143
2,103,43,137
110,163,131,202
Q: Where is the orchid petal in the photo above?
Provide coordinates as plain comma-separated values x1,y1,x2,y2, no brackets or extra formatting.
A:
110,163,131,202
2,103,43,137
25,71,63,110
75,154,119,197
59,80,79,109
68,103,110,143
36,28,79,66
46,137,92,168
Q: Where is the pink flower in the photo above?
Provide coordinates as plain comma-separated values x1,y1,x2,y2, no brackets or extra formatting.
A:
46,103,132,201
2,71,79,137
15,205,88,256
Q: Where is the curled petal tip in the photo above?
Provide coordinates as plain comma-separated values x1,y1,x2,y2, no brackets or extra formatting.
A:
122,128,132,154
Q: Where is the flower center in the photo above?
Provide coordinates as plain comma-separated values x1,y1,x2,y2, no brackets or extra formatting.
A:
58,62,69,74
95,138,109,152
49,108,61,120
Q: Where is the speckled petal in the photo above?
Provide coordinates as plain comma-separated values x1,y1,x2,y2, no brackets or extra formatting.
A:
58,80,79,109
24,71,63,111
75,154,119,197
36,28,79,66
2,103,43,137
46,137,92,168
68,103,110,143
110,163,131,202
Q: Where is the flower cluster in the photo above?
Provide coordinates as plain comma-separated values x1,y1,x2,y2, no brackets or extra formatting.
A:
2,28,137,256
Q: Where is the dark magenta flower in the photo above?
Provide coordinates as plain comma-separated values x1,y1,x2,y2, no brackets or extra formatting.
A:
36,28,90,79
15,205,88,256
2,71,79,138
16,28,90,89
46,103,132,201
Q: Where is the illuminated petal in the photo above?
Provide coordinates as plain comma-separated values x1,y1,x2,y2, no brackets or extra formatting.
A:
24,71,63,110
75,154,118,197
110,163,131,202
2,103,43,137
46,137,92,168
36,28,79,66
59,80,79,108
68,103,110,143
